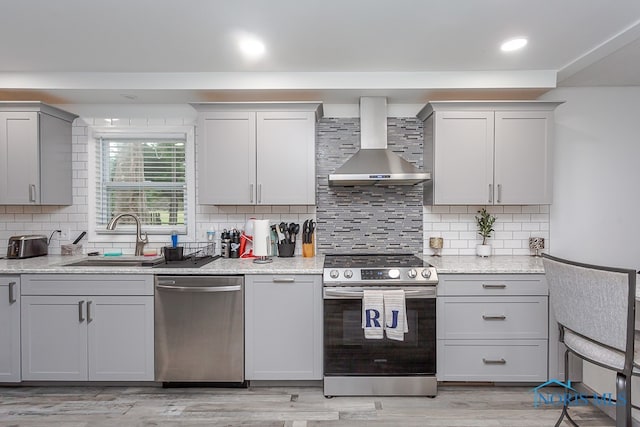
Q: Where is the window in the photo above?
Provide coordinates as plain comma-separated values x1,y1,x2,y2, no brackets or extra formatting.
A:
89,126,195,242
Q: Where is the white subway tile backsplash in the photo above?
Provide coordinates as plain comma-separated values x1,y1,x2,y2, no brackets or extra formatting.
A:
503,223,522,231
450,223,468,231
432,223,451,231
522,205,541,213
423,204,550,256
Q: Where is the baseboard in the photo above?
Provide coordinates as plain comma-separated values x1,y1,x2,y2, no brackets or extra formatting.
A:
574,382,640,426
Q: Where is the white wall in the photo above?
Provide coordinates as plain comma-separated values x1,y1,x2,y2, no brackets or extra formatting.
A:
542,87,640,268
542,86,640,416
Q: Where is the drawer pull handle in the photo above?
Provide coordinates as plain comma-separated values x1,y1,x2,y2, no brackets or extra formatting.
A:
8,281,16,304
272,278,295,283
87,300,92,322
483,358,506,365
482,284,506,289
482,315,506,320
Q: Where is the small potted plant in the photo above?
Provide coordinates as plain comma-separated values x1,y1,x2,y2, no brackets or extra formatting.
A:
475,208,496,257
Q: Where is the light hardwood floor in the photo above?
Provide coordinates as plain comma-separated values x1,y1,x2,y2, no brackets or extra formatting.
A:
0,385,614,426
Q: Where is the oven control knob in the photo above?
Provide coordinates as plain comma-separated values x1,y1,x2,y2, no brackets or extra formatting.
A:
407,269,417,278
421,269,432,279
388,269,400,279
344,269,353,279
330,270,339,279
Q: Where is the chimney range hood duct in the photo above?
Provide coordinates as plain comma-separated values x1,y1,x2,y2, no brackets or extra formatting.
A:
328,97,431,186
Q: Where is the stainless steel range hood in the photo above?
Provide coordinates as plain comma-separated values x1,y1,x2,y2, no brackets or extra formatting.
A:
328,97,431,186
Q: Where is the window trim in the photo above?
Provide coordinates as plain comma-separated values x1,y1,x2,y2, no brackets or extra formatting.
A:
87,125,196,245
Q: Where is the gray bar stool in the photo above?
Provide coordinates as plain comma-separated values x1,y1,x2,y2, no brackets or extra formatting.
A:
542,254,638,427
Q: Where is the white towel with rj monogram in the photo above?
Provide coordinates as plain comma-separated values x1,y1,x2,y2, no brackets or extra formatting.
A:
383,290,408,341
362,289,384,339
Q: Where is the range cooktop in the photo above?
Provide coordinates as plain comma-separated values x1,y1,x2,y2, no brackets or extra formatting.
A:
323,253,438,285
324,253,425,269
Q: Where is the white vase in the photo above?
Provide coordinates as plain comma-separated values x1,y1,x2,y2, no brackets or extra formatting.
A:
476,244,492,257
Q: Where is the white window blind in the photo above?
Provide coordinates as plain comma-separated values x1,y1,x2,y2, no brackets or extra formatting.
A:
94,134,188,234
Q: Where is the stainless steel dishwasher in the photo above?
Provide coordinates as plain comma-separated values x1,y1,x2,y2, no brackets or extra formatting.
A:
155,275,244,383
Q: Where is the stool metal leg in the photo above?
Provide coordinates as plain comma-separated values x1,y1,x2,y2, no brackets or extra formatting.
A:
615,372,631,427
555,348,579,427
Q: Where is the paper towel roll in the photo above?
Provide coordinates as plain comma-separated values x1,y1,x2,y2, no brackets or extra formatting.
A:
252,220,271,257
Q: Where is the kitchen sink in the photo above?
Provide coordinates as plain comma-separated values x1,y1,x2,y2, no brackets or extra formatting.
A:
63,258,164,267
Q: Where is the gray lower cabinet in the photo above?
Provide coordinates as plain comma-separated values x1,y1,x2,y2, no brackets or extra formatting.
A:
437,274,549,382
245,274,322,380
20,274,154,381
0,276,20,382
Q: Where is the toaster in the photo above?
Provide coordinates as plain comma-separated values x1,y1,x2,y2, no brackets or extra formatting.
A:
6,235,48,259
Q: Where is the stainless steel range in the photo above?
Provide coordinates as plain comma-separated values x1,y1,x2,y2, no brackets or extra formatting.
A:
323,254,438,397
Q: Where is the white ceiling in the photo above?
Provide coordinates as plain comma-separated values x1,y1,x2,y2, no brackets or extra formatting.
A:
1,0,640,104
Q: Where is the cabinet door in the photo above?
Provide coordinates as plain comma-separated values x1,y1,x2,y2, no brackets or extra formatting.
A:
433,111,494,205
0,112,39,204
245,275,322,380
87,296,154,381
256,112,316,205
21,295,88,380
494,111,553,204
0,277,20,382
198,111,256,204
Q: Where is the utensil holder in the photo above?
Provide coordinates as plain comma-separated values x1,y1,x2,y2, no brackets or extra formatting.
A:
163,246,184,261
277,242,295,257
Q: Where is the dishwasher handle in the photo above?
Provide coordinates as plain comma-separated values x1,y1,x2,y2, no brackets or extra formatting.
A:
156,284,242,293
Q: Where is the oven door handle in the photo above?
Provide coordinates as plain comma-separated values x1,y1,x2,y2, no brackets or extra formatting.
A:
323,288,436,299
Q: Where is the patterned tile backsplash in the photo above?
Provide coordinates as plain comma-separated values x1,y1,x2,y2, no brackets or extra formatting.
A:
0,111,550,257
316,117,424,255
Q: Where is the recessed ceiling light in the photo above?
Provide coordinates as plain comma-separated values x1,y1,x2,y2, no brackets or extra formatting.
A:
238,36,266,59
500,37,528,52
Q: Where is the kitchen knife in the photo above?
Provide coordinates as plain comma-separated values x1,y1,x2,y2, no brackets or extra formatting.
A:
302,220,309,243
72,231,87,244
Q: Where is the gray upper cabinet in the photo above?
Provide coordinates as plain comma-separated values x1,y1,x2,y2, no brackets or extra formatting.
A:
418,101,563,205
0,102,77,205
192,102,322,205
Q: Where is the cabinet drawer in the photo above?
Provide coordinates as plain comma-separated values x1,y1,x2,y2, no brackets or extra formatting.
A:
437,339,547,382
437,274,547,296
21,274,154,296
438,296,548,339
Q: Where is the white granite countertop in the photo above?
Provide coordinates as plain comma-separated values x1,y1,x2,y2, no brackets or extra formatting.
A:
0,254,325,275
423,255,544,274
0,254,544,275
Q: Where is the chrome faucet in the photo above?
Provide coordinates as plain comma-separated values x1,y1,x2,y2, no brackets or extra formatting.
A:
106,213,148,256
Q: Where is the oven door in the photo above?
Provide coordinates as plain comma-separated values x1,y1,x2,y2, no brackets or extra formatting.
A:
323,287,436,376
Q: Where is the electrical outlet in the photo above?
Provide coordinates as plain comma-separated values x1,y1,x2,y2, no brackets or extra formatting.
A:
58,229,70,240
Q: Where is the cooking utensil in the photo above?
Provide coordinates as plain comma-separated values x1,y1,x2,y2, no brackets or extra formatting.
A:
277,222,287,243
72,231,87,244
288,223,300,243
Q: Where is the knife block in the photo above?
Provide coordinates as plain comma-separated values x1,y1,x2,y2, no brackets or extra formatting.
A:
302,236,315,258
